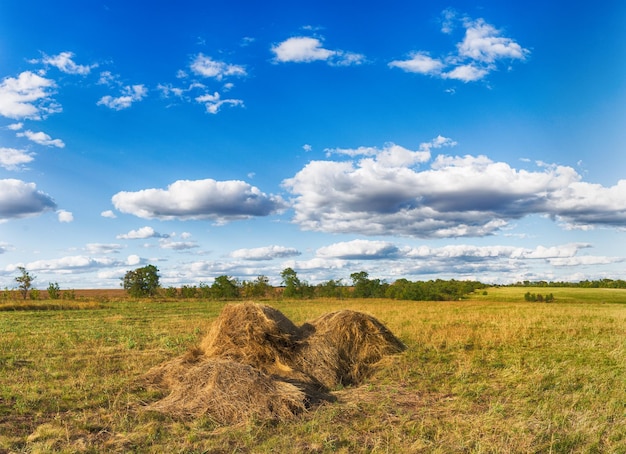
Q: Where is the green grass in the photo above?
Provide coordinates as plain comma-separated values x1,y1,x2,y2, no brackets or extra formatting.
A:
1,291,625,452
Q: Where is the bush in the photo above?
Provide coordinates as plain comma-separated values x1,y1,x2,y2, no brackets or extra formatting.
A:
164,287,179,298
47,282,61,300
180,285,197,299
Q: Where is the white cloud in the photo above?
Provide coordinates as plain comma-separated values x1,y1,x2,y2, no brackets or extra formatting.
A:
303,144,312,152
97,84,147,110
325,138,455,166
547,256,623,267
272,37,334,63
117,226,168,240
19,255,118,274
7,122,23,130
57,210,73,223
457,19,529,63
317,240,400,260
0,179,57,221
195,92,243,114
40,51,96,75
443,64,490,82
112,178,287,222
388,52,444,75
230,245,301,261
190,54,246,80
0,147,35,170
271,36,365,66
126,254,142,266
390,12,528,83
97,71,118,86
17,130,65,148
101,210,117,219
0,71,59,120
284,138,626,238
440,8,458,34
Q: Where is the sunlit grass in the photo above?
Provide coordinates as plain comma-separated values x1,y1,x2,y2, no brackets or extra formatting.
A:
1,293,624,452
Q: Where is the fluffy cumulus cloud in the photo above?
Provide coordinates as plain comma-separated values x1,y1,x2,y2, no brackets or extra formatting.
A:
190,54,246,80
0,179,57,221
97,84,147,110
0,147,35,170
16,130,65,148
112,179,286,222
283,138,626,238
117,226,168,240
388,52,444,75
0,71,59,119
457,19,529,63
230,245,301,261
101,210,117,219
317,240,401,260
57,209,74,223
271,36,365,66
389,12,529,82
39,51,96,75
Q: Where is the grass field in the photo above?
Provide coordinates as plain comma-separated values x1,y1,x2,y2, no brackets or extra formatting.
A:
1,288,625,453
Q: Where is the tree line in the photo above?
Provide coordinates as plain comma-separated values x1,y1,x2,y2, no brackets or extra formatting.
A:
122,265,487,301
511,279,626,289
10,264,625,302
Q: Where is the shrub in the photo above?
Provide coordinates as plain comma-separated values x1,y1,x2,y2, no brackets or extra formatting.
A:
47,282,61,300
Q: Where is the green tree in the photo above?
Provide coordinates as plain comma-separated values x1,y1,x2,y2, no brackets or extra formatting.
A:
122,264,160,298
15,266,35,300
350,271,386,298
180,285,197,299
315,279,347,298
245,275,270,298
211,275,240,300
47,282,61,300
281,267,302,298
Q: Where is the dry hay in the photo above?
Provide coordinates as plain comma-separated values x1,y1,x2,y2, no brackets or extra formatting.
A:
146,358,307,421
144,302,405,425
296,310,407,389
199,303,302,378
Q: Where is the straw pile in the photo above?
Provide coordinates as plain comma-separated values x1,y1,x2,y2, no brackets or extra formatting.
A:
296,310,407,389
144,302,405,424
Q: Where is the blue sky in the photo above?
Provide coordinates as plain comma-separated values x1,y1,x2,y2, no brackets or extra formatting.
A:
1,1,626,289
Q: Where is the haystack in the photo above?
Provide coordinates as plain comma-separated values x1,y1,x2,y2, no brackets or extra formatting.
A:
296,310,406,388
146,358,307,421
199,303,301,378
144,302,405,424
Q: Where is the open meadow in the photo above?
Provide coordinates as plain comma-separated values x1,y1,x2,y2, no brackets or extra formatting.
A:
1,288,625,453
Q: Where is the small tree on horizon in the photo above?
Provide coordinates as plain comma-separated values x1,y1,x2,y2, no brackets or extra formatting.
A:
280,267,302,298
122,264,160,298
47,282,61,300
15,266,35,301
